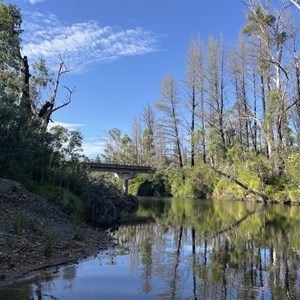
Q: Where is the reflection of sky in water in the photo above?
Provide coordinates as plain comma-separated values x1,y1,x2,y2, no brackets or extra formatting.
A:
30,253,156,299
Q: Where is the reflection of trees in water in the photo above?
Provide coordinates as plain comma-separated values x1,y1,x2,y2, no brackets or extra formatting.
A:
169,225,183,300
116,198,300,299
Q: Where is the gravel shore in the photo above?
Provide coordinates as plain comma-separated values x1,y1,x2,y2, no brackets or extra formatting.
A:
0,178,115,287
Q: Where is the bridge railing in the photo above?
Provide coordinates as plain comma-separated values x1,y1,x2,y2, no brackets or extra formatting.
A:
85,163,156,174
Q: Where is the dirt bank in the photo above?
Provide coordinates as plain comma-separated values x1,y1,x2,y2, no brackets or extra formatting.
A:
0,178,118,288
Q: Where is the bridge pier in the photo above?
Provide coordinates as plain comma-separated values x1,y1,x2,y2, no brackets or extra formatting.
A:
115,173,137,195
85,163,155,195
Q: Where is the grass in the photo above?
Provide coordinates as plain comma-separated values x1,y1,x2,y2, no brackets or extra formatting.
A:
43,233,54,257
13,214,26,234
25,181,85,224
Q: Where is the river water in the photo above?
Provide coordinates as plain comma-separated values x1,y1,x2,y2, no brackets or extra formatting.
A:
1,197,300,299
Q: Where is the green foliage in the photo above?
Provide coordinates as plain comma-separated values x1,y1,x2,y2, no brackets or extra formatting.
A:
74,225,83,240
285,153,300,186
0,2,22,70
243,6,276,36
169,164,214,198
206,128,226,163
102,128,137,164
13,213,26,234
152,172,172,196
137,180,154,196
25,182,86,223
213,177,246,200
43,233,54,257
129,172,171,197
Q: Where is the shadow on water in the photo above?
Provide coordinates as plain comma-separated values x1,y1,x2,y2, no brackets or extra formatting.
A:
1,197,300,299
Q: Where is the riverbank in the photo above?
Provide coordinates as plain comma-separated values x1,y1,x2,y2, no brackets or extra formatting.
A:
0,178,118,288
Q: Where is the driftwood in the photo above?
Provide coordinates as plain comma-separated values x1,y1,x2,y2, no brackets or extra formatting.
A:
210,166,271,203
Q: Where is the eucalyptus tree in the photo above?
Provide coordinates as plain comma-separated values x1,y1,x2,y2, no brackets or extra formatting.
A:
0,2,44,178
131,116,143,164
230,34,252,151
205,35,228,164
195,37,207,164
155,74,183,168
31,59,76,131
141,103,156,165
102,128,136,164
183,38,200,167
102,128,123,164
288,16,300,146
243,0,292,175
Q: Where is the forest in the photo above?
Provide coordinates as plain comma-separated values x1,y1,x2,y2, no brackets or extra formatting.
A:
101,0,300,202
1,0,300,206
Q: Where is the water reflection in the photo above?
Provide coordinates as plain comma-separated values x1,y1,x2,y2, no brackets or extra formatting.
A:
116,198,300,299
1,197,300,299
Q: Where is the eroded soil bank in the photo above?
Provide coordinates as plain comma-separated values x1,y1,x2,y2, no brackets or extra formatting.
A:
0,178,134,288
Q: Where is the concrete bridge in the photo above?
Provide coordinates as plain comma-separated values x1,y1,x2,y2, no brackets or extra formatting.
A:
85,163,156,195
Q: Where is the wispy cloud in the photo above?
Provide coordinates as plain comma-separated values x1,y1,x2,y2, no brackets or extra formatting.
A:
82,140,105,158
27,0,44,4
48,121,85,131
21,11,164,72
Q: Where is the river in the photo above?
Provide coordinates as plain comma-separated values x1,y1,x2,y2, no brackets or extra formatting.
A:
1,197,300,299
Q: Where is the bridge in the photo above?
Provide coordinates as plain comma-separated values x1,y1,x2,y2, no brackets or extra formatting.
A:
85,163,156,195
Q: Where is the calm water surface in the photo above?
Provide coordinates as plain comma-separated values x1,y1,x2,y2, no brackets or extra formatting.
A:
1,197,300,299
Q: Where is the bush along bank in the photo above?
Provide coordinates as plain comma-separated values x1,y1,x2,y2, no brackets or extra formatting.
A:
128,154,300,204
26,176,139,228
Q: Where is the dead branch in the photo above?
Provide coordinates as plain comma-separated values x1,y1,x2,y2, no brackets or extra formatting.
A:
37,61,74,130
51,86,76,113
209,165,271,203
290,0,300,10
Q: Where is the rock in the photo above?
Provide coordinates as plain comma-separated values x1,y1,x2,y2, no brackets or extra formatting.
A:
84,178,138,227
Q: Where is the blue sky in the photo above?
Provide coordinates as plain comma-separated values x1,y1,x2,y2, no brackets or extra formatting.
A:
7,0,247,157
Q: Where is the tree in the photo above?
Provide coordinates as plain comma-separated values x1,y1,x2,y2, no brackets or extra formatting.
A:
183,38,200,167
0,1,78,182
102,128,136,164
230,34,251,151
290,0,300,10
205,35,227,164
243,0,291,175
131,116,142,164
155,74,183,168
34,60,75,131
195,36,207,164
141,103,156,165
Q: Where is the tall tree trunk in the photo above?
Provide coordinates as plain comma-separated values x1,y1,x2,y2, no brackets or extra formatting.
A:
252,68,258,153
20,55,32,115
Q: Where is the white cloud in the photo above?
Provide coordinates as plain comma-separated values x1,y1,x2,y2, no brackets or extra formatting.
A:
48,121,85,131
27,0,44,4
21,11,164,72
82,140,105,158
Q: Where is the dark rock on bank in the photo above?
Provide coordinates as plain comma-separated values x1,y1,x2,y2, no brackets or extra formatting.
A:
84,178,138,227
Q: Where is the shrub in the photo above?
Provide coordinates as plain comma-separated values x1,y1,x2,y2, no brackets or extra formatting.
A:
43,233,54,257
13,214,26,234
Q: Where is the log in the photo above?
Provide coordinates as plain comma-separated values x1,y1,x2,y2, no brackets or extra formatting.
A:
210,166,271,203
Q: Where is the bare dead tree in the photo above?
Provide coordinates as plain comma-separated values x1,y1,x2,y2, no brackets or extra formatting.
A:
37,61,75,130
155,74,183,168
20,55,33,115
